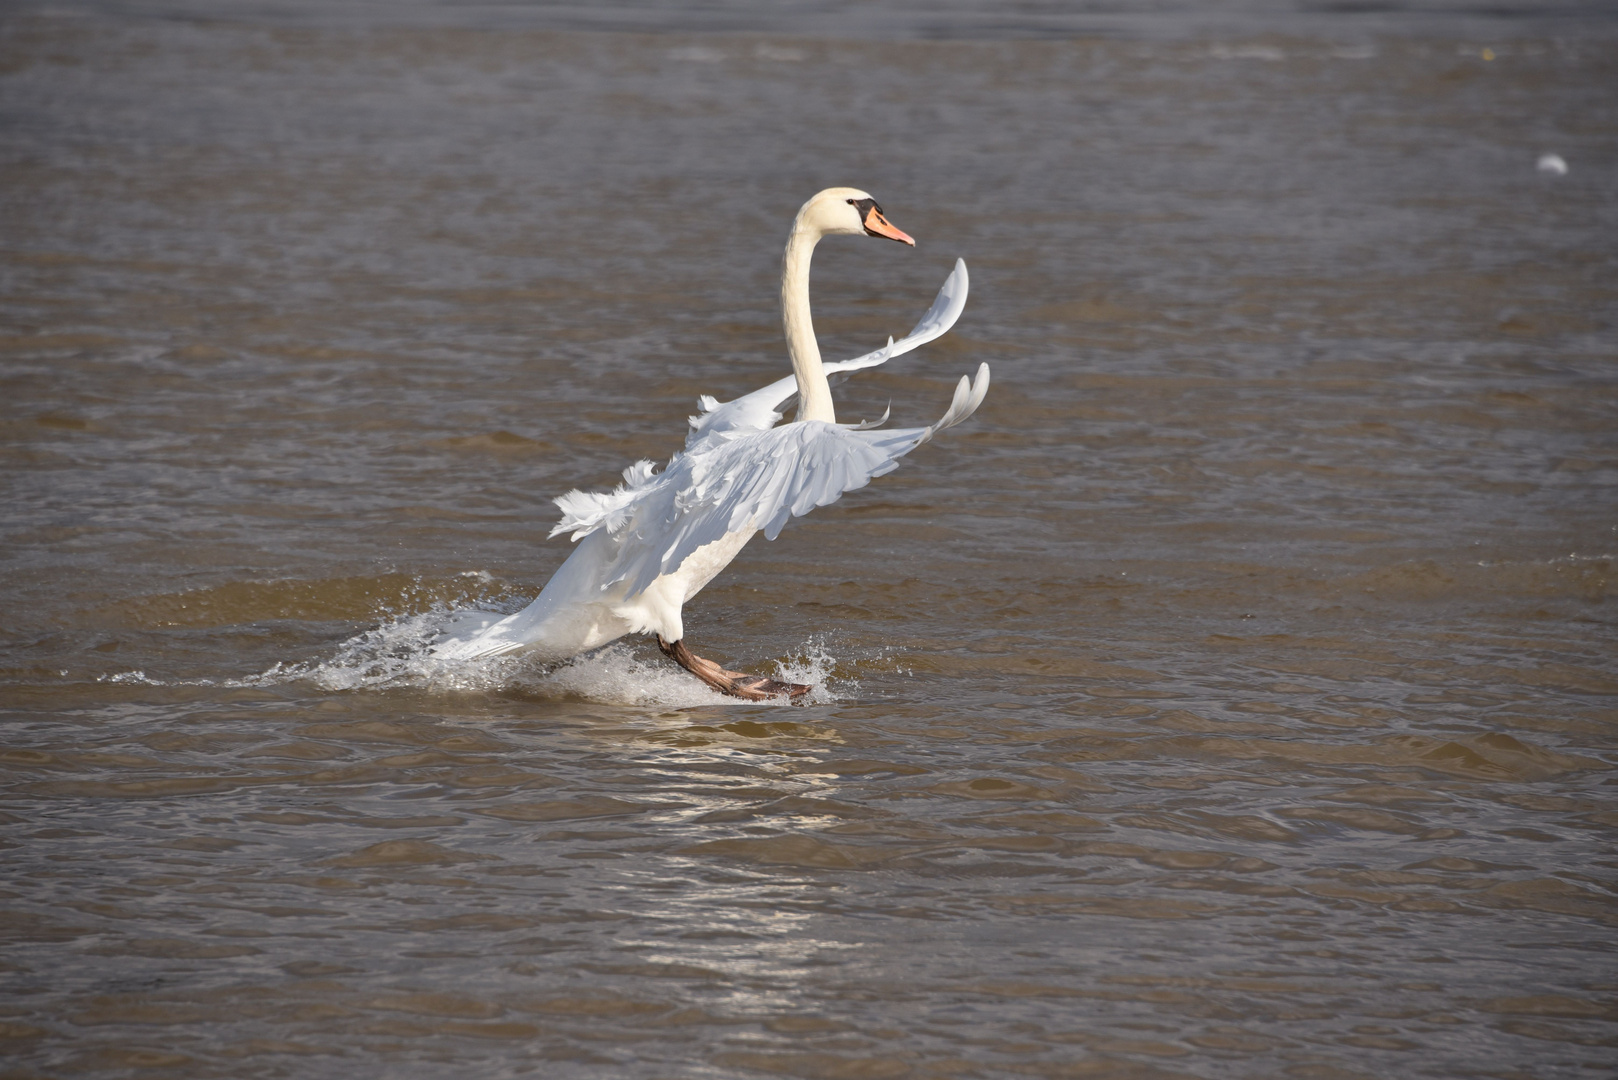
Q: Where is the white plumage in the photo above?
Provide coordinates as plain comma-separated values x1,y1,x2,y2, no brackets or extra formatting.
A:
432,189,988,697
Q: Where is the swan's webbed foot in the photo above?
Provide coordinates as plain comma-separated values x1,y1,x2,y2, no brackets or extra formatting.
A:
656,636,811,703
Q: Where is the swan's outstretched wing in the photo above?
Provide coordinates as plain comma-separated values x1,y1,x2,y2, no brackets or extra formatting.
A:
826,256,969,382
685,259,969,447
590,363,990,600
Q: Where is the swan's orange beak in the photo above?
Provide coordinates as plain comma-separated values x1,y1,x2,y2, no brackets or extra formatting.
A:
863,204,915,246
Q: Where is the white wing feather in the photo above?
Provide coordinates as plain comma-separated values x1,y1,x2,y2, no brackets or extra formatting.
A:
573,362,990,600
550,459,659,540
825,256,969,382
684,258,969,447
433,260,984,662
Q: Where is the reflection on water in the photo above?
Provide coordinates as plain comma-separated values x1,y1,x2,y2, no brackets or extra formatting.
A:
2,2,1615,1078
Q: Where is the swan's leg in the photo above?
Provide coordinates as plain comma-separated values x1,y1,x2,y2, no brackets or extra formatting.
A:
656,636,810,703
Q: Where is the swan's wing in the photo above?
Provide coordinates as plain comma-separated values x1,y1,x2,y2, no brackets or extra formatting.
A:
853,362,992,452
607,362,990,599
550,459,663,541
682,373,797,449
684,258,970,448
825,257,969,383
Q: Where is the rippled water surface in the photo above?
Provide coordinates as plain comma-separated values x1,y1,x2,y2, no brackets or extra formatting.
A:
2,3,1616,1077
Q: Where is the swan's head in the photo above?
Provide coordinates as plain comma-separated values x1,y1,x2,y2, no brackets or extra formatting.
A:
796,187,915,246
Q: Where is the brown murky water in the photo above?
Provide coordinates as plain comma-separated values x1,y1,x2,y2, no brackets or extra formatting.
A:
3,4,1616,1078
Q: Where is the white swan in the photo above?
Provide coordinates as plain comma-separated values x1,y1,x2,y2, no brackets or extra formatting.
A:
431,188,990,699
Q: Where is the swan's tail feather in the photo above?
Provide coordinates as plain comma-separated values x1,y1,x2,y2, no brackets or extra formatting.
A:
430,633,524,661
428,609,530,660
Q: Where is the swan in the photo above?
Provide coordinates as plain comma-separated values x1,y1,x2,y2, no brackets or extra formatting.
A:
431,188,990,700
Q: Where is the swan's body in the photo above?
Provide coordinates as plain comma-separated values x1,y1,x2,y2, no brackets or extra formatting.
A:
432,189,989,695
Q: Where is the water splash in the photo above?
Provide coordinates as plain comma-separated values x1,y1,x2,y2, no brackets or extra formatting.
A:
530,642,736,707
768,637,844,707
274,608,522,693
98,606,845,707
313,616,847,706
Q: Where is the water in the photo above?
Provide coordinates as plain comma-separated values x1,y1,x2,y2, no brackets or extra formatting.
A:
3,3,1616,1077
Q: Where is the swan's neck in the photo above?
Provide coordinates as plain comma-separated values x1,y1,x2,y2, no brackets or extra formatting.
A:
781,225,835,424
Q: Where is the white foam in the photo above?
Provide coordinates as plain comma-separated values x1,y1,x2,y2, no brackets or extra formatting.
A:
93,590,848,705
99,669,155,685
511,635,845,707
100,605,847,707
530,642,735,707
